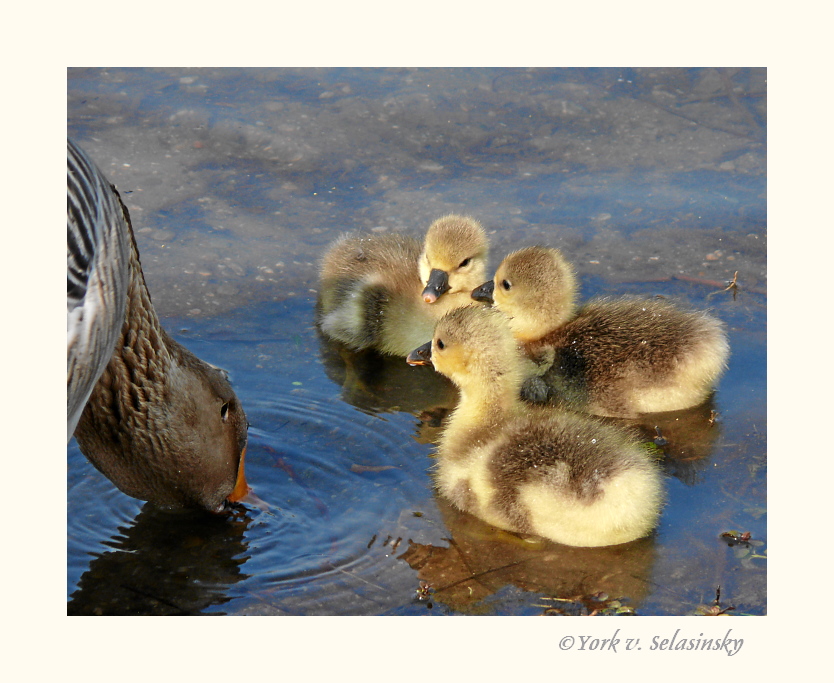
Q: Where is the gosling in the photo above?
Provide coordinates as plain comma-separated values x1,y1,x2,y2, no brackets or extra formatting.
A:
407,305,664,547
317,215,488,356
473,246,729,418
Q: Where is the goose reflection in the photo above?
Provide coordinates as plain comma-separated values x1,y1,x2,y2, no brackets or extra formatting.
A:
68,504,251,615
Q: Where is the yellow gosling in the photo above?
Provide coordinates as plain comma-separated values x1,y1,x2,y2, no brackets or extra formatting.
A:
475,246,729,417
317,215,488,356
407,305,664,547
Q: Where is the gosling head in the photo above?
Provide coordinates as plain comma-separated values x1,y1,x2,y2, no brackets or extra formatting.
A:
491,246,578,340
418,215,489,304
407,305,523,394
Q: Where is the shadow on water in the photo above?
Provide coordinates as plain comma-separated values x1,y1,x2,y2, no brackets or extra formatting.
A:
68,67,765,615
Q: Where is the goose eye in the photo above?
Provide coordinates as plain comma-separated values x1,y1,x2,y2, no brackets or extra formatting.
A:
221,402,230,422
502,279,512,291
436,339,445,350
459,257,471,268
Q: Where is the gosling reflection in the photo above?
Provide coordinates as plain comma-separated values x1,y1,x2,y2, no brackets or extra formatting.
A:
68,504,251,615
317,331,457,439
400,497,657,614
619,398,721,486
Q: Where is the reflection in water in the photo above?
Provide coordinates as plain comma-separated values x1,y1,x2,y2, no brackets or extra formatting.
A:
400,497,656,615
316,329,457,415
68,505,251,615
623,398,721,486
316,330,458,444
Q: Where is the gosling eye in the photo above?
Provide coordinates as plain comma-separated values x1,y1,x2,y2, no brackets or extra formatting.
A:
220,402,230,422
502,279,512,291
436,338,446,350
459,257,471,268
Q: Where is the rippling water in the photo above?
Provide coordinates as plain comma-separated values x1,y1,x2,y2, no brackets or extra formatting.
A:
68,68,766,615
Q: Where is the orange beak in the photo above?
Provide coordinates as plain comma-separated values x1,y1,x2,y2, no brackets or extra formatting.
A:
227,446,251,503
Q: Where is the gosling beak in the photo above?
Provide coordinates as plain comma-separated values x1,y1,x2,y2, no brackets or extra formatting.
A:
226,446,251,503
406,341,433,366
471,280,495,304
422,269,450,303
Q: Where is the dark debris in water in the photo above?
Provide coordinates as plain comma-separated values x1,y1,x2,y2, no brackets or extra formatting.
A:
720,530,766,569
720,529,754,545
694,586,736,616
349,463,398,473
537,592,637,616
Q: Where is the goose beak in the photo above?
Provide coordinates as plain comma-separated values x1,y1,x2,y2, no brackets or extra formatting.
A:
471,280,495,304
225,446,269,510
226,446,251,503
406,341,433,366
422,269,450,303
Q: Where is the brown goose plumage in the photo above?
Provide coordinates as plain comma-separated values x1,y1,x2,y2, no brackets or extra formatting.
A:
67,139,249,512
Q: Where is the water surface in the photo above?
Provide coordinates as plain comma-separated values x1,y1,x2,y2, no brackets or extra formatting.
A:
68,67,766,615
